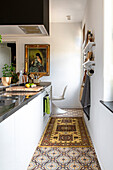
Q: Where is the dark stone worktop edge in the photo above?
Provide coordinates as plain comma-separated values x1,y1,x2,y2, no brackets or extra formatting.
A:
100,100,113,113
0,82,51,123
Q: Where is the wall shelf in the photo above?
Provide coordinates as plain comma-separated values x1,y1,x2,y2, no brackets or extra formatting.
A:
82,60,95,68
83,41,96,54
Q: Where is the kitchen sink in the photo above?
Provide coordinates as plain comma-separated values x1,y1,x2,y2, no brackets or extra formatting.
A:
0,96,18,100
0,96,18,106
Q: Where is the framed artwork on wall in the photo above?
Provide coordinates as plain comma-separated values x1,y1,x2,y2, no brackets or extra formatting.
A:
25,44,50,76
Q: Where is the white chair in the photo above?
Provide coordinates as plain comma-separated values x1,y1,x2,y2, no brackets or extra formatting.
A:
52,85,67,114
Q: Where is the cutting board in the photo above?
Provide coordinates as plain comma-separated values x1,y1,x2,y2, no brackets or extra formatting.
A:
6,86,43,92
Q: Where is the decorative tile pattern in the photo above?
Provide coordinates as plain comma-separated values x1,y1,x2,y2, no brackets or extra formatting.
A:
27,109,101,170
51,108,83,117
39,117,92,147
27,147,101,170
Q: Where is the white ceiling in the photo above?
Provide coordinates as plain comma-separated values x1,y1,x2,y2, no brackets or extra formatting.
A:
50,0,87,23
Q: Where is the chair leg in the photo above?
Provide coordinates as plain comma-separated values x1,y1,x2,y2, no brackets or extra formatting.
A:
52,102,67,114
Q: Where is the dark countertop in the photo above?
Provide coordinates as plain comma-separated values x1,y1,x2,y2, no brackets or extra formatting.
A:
0,82,51,123
100,100,113,113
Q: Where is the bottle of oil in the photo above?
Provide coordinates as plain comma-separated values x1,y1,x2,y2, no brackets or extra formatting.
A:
19,70,23,84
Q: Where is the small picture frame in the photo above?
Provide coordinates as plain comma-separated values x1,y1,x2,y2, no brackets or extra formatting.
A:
25,44,50,76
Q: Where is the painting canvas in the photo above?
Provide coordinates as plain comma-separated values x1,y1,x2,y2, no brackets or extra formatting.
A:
25,44,50,76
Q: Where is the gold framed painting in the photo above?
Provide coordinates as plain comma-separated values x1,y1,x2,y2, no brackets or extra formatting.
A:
25,44,50,76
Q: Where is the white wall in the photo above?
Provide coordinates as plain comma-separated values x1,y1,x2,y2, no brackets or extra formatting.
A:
83,0,113,170
0,44,11,77
104,0,113,100
2,23,82,108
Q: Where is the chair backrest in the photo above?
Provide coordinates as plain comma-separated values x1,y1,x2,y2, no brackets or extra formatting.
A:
62,85,67,99
52,85,68,100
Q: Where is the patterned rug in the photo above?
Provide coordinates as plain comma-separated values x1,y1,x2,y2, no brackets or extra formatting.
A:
27,147,101,170
39,117,92,147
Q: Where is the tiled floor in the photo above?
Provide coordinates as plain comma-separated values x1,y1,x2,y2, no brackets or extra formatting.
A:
51,109,83,118
27,109,101,170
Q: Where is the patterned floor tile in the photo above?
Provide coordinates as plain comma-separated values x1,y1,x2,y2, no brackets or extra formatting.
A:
44,162,59,170
51,108,83,117
57,155,71,164
67,150,80,157
35,155,49,164
28,162,36,169
27,147,101,170
67,162,82,170
48,150,60,157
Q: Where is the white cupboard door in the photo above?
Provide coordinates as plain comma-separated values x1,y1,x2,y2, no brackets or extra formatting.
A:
14,94,43,170
0,114,15,170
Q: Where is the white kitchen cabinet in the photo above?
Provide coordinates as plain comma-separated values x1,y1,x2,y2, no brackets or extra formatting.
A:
0,113,15,170
14,94,43,170
0,85,51,170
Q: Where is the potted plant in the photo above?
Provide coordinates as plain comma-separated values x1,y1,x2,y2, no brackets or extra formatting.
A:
2,64,14,86
11,72,19,84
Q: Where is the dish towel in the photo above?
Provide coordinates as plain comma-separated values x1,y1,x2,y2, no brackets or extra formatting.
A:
81,74,90,120
44,96,50,114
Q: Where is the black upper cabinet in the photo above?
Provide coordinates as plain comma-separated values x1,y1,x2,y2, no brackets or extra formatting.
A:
0,0,49,34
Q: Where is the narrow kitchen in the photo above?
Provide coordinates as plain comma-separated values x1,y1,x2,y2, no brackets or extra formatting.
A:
0,0,113,170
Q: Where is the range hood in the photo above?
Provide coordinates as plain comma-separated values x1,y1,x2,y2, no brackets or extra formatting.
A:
0,0,49,36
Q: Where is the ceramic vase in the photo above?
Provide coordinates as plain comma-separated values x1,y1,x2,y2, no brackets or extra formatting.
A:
2,77,12,86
